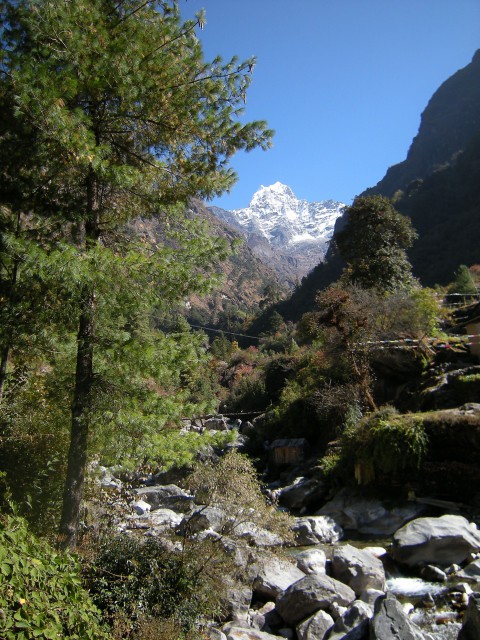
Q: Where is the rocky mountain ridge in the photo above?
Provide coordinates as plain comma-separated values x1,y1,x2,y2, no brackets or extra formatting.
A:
366,49,480,199
209,182,345,286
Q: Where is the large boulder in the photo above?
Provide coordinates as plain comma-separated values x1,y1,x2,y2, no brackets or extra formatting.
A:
178,505,227,535
369,593,430,639
222,581,253,624
327,599,372,640
457,559,480,582
145,508,182,529
390,515,480,567
235,522,285,548
294,548,327,575
252,555,305,600
207,629,228,640
204,416,230,431
276,477,326,511
458,593,480,640
331,544,386,596
317,489,424,535
135,483,194,512
275,574,355,626
296,609,334,640
292,516,343,546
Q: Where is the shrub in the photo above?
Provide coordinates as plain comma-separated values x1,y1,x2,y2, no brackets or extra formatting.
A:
223,375,269,413
85,534,225,637
0,367,70,535
0,515,108,640
186,450,293,543
341,410,428,485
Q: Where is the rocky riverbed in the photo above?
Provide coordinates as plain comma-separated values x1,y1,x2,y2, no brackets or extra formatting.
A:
95,455,480,640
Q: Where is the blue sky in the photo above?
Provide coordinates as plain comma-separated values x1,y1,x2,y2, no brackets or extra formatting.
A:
180,1,480,210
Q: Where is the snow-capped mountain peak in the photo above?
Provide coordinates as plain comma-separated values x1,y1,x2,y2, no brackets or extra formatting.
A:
209,183,345,285
231,182,344,249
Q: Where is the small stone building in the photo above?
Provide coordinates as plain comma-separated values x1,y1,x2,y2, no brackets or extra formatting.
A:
269,438,307,467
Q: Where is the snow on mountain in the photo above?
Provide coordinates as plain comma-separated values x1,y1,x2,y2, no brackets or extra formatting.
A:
209,182,345,285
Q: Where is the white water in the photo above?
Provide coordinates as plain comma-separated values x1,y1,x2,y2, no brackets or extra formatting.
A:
386,576,448,598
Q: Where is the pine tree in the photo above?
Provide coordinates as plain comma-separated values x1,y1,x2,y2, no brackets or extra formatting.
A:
0,0,273,547
335,195,417,292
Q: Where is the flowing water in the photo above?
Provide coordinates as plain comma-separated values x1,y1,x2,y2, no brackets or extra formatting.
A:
386,575,464,638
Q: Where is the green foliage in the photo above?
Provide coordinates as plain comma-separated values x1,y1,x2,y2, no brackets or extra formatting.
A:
210,333,235,360
223,375,269,413
0,515,109,639
85,534,221,636
1,0,274,545
186,450,293,542
107,428,237,473
448,264,478,295
0,358,73,533
338,410,429,484
336,195,417,292
266,310,285,335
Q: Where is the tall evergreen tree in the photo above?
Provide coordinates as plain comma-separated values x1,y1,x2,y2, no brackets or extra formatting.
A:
335,195,417,292
0,0,273,547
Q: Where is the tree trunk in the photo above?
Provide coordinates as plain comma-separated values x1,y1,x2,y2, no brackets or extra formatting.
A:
58,171,99,549
0,346,9,404
58,287,96,549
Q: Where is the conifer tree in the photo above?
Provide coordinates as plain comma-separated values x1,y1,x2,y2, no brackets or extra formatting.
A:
335,195,417,292
0,0,273,547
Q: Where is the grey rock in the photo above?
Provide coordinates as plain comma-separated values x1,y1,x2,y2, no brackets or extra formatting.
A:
360,589,385,606
178,505,227,535
250,601,276,631
369,593,429,639
362,547,387,559
146,508,182,529
458,593,480,640
419,564,447,582
456,583,474,595
327,599,372,640
317,489,424,535
457,559,480,582
96,465,123,489
236,522,285,547
131,499,151,515
222,582,252,623
295,548,327,575
292,516,343,546
332,544,385,596
216,537,258,577
224,628,284,639
205,416,229,431
277,477,326,511
276,574,355,626
390,515,480,567
207,630,228,640
296,609,334,640
135,483,194,513
252,554,305,600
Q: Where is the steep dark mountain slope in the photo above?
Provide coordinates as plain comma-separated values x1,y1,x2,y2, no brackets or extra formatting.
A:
366,49,480,198
268,49,480,323
396,130,480,284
